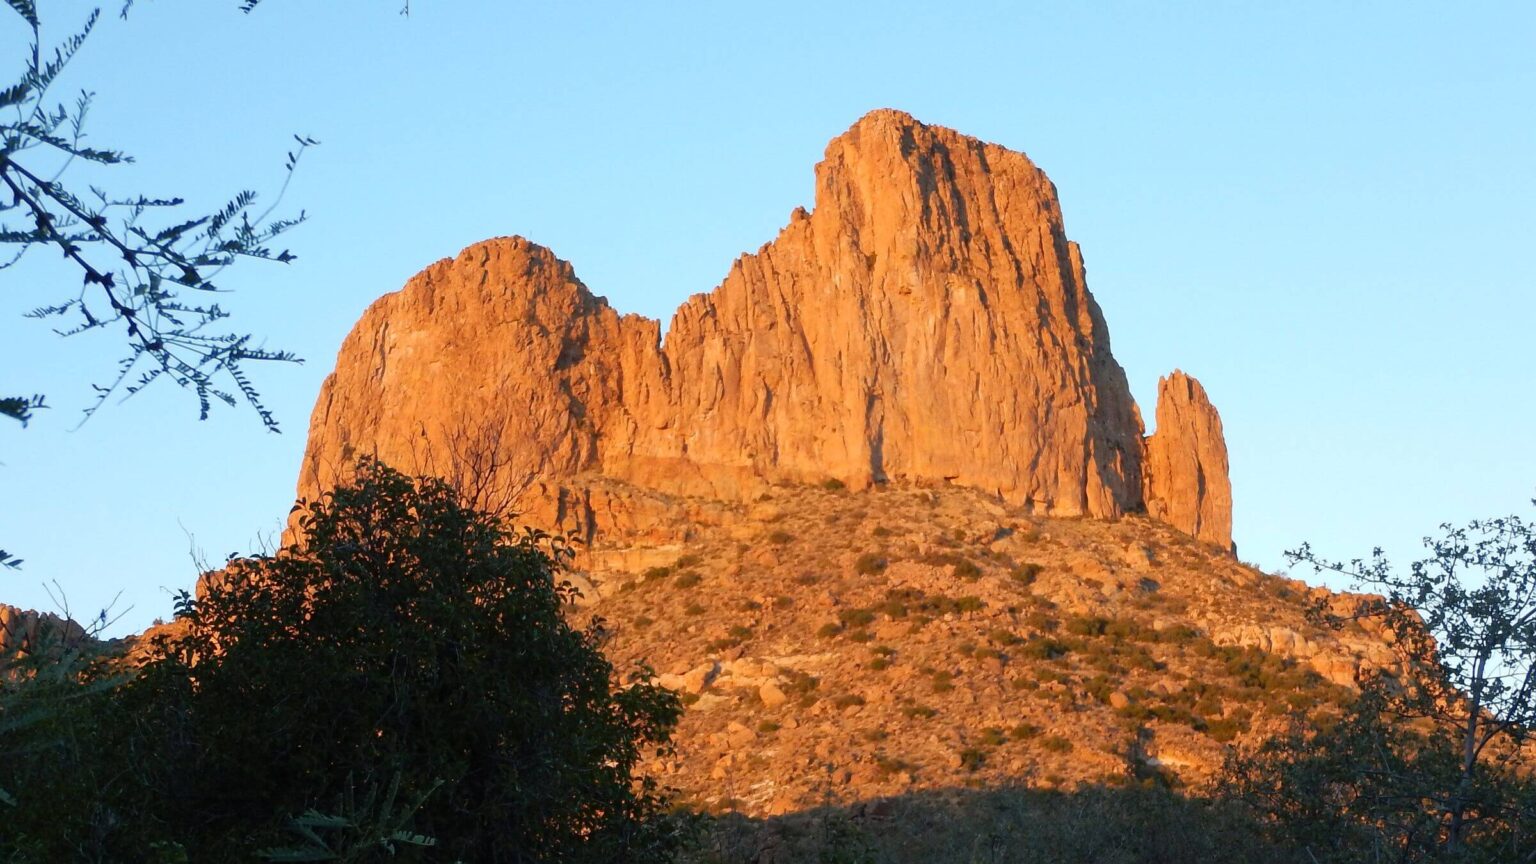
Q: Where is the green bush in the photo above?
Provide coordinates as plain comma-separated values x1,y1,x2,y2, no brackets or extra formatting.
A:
0,460,681,863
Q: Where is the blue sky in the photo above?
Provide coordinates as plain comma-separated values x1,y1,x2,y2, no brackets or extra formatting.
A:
3,1,1533,634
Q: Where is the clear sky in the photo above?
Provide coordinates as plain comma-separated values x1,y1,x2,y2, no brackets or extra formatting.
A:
3,1,1533,635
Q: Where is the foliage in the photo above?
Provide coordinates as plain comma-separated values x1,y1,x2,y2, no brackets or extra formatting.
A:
0,460,684,862
1225,692,1536,863
1225,506,1536,860
2,1,314,429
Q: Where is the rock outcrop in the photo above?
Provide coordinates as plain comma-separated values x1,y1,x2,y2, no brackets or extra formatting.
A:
297,109,1232,549
1143,371,1233,550
0,604,85,659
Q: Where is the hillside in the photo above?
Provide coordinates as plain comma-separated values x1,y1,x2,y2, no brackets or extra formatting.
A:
565,479,1391,819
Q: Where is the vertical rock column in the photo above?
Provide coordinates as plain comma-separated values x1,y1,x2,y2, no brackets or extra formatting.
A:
1143,371,1233,551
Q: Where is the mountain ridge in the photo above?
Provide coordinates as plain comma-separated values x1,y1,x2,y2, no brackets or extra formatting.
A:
296,108,1233,550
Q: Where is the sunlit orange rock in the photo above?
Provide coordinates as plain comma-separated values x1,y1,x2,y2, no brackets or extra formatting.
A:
296,109,1231,549
1144,371,1233,550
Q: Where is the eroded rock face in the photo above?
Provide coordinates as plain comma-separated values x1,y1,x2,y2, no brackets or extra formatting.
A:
1143,371,1233,550
0,604,86,658
297,109,1226,543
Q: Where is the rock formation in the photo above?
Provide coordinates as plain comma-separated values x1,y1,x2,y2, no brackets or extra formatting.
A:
296,109,1232,549
0,604,85,659
1143,371,1233,550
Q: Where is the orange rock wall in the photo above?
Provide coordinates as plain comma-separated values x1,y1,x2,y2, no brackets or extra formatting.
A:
296,110,1231,548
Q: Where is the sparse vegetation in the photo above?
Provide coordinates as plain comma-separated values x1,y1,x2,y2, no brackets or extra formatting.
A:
854,552,888,575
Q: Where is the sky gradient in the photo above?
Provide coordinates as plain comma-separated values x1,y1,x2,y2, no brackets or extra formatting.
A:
3,1,1533,634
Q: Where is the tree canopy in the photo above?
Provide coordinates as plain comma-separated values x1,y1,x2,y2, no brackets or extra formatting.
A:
0,460,684,862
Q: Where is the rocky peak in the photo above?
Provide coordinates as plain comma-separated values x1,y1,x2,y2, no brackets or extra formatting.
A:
1143,371,1233,550
296,110,1230,548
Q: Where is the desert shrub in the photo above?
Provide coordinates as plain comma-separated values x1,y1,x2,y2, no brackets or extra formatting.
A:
1153,623,1201,644
1025,610,1058,632
952,558,982,580
634,615,655,629
831,693,866,710
767,529,794,545
674,553,703,568
684,602,707,616
821,478,847,492
854,553,888,575
816,622,843,639
1010,722,1041,741
901,703,938,720
959,748,986,771
641,565,673,583
1011,562,1043,584
1065,615,1110,637
1040,736,1074,753
757,720,781,734
0,461,681,863
987,628,1023,647
838,608,876,628
674,570,703,589
847,629,873,644
868,657,891,671
871,525,892,537
979,727,1008,747
781,670,819,697
1205,716,1248,743
772,595,795,609
1020,636,1072,661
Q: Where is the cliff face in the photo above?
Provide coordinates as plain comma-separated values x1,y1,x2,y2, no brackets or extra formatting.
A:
1144,371,1233,550
297,109,1231,548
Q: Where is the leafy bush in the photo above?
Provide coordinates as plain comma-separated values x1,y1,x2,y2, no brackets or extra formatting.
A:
0,460,682,862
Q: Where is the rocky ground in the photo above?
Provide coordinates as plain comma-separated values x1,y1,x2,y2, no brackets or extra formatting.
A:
564,479,1394,817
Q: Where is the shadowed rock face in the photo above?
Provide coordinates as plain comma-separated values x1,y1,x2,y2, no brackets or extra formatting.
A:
296,109,1230,548
1144,372,1233,550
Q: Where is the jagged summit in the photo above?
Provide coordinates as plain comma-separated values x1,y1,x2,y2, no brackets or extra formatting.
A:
297,110,1231,548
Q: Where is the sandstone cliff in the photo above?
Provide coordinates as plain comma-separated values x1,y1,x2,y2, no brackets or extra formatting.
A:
1144,371,1233,550
297,109,1231,549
